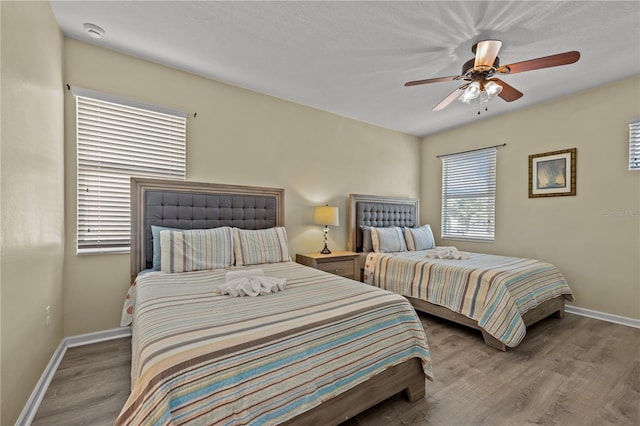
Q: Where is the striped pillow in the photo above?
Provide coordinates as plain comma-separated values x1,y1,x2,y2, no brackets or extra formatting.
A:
233,227,291,266
404,225,435,251
160,227,234,273
371,227,407,253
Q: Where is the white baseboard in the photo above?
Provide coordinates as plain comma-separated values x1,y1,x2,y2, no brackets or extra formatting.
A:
15,340,67,426
64,326,132,348
16,327,131,426
565,305,640,329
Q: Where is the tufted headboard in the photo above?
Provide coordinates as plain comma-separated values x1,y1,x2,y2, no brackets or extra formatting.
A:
347,194,419,253
130,178,285,278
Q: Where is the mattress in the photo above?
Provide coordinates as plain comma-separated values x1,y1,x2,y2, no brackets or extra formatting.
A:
117,261,432,425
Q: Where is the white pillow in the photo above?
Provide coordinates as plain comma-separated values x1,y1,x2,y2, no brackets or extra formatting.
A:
404,225,435,251
371,227,407,253
233,227,291,266
160,227,234,273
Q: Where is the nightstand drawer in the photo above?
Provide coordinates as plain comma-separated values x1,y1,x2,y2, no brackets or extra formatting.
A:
317,260,355,278
296,251,360,281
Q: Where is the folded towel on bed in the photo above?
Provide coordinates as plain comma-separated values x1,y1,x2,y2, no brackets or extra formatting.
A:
218,269,286,297
425,246,470,260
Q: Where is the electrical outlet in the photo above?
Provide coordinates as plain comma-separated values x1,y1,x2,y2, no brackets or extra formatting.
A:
45,306,51,328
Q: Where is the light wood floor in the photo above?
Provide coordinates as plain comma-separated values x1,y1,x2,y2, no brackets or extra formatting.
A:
33,313,640,425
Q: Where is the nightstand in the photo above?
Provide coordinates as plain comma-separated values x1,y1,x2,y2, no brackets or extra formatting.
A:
296,251,360,281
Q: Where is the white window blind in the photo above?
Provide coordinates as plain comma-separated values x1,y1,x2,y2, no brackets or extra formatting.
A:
441,147,496,241
75,88,186,254
630,120,640,171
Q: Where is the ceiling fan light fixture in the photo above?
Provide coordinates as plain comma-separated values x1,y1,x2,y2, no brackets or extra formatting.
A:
458,81,481,103
458,80,502,105
459,81,481,103
485,81,503,96
478,91,491,104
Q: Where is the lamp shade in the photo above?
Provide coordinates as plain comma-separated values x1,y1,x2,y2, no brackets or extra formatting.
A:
464,81,481,100
485,80,503,96
314,206,339,227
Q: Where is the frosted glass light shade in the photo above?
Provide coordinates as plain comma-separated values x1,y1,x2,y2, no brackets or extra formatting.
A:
458,81,481,103
465,81,481,99
485,81,503,96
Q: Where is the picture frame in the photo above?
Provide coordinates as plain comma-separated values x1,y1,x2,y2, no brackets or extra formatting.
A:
528,148,576,198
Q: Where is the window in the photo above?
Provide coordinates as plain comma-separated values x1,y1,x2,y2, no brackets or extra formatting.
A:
630,119,640,171
441,147,496,241
74,87,186,254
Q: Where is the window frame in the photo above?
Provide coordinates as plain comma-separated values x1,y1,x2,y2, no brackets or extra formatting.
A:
73,87,187,255
440,147,497,242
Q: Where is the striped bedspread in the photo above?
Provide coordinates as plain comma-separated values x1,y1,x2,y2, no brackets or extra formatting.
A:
117,261,432,425
363,251,574,348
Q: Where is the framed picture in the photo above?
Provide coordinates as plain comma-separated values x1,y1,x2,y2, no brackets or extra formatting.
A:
529,148,576,198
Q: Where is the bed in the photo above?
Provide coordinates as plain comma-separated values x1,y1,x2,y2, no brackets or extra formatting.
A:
348,193,574,351
116,178,432,425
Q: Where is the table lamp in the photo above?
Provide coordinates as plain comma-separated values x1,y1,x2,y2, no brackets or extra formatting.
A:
314,205,339,254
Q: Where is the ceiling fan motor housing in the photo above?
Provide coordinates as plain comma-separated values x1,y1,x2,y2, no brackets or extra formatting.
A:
462,57,500,76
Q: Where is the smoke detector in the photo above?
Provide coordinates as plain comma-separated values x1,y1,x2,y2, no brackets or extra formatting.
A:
83,23,105,39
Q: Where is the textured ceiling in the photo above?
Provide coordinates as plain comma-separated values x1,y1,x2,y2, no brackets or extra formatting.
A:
50,1,640,137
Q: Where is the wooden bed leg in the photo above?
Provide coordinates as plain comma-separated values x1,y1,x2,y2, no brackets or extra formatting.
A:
404,380,426,402
555,306,565,319
481,331,507,352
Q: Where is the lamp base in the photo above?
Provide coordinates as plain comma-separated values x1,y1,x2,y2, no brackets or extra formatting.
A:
320,243,331,254
320,225,331,254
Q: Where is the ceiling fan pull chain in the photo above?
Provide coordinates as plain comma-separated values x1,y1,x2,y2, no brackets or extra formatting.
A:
476,104,489,116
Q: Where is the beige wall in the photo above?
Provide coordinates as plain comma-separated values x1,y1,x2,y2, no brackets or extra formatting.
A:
421,76,640,319
63,39,421,336
1,1,65,424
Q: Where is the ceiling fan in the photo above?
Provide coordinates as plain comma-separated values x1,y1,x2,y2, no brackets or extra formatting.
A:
405,40,580,112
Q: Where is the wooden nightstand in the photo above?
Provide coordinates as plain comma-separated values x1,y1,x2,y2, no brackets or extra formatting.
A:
296,250,360,281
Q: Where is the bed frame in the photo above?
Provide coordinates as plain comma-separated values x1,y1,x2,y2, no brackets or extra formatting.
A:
129,178,426,424
348,193,565,351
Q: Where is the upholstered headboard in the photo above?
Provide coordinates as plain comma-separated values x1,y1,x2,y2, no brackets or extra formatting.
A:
347,194,419,253
130,178,285,278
